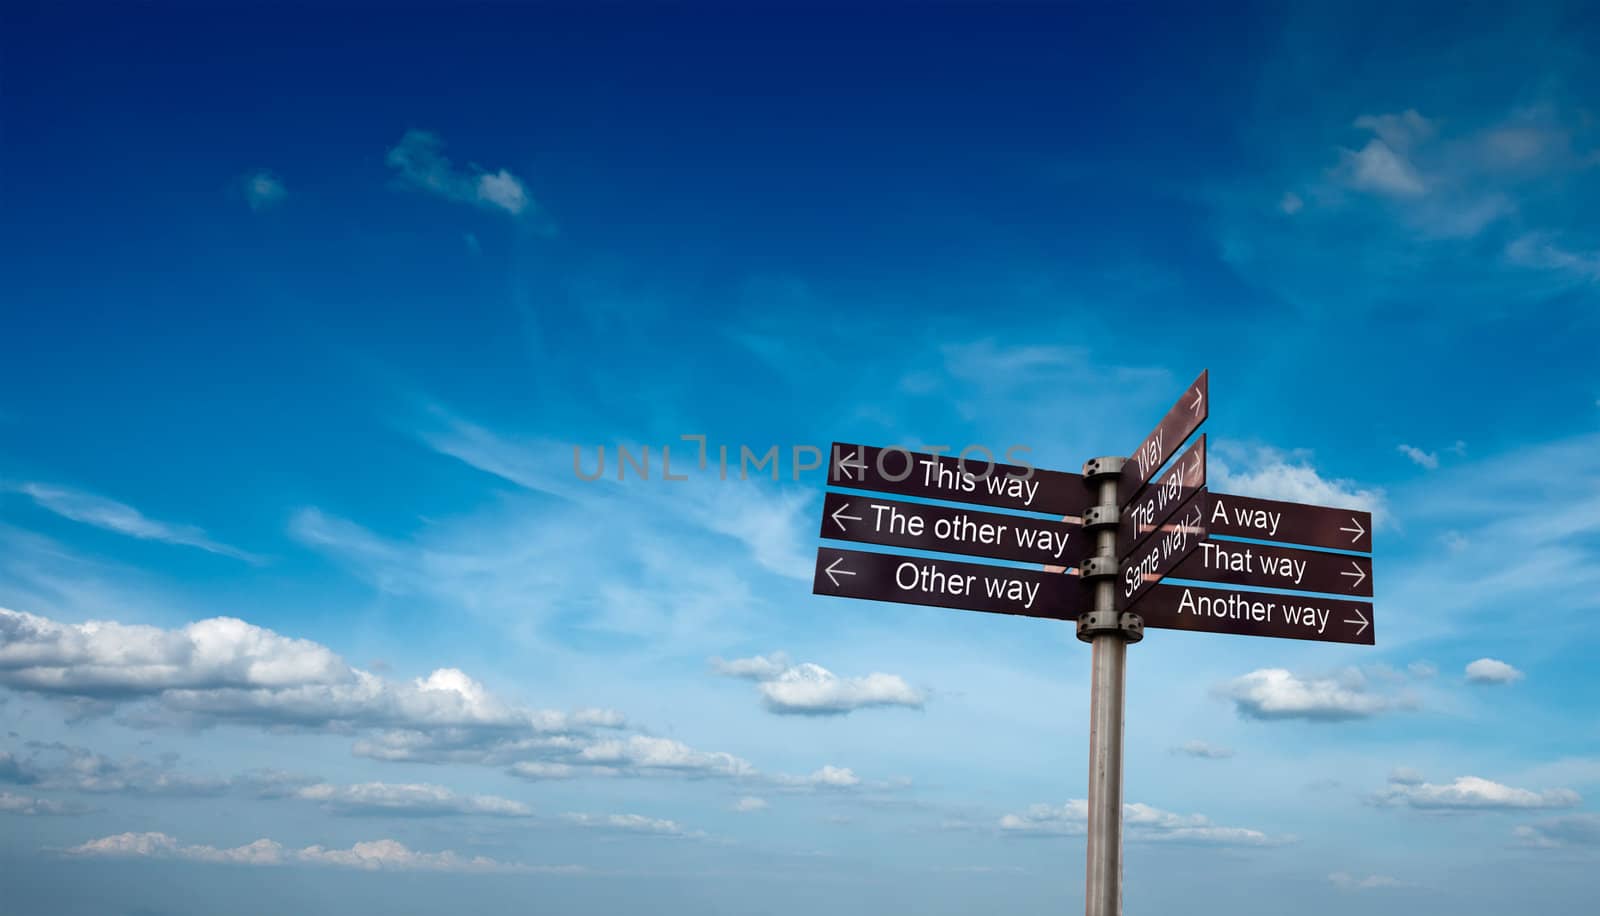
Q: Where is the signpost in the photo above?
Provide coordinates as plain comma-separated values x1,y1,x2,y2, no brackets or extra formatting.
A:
1204,492,1372,552
1170,537,1373,597
1129,583,1373,645
829,442,1091,518
820,492,1086,568
1116,434,1205,558
1116,489,1207,611
805,369,1376,916
813,547,1081,620
1118,369,1207,507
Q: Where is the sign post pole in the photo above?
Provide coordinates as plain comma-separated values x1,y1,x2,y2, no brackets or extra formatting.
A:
1077,456,1142,916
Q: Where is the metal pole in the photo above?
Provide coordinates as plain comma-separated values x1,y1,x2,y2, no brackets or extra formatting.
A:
1077,457,1142,916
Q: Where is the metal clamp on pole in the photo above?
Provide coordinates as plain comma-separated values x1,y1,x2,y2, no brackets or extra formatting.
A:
1076,609,1145,644
1078,454,1137,916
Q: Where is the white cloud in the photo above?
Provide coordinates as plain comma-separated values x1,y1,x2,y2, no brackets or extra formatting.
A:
4,482,260,563
998,800,1280,846
1374,773,1580,811
508,762,575,781
771,766,863,792
1505,233,1600,281
1389,767,1425,786
712,653,924,716
0,750,37,784
574,736,755,778
1465,658,1524,684
0,607,796,790
1513,813,1600,848
292,782,532,818
561,813,698,837
710,653,791,680
1216,668,1404,722
1329,872,1404,890
21,743,228,797
1339,139,1426,196
0,606,605,734
1337,110,1433,197
804,766,859,789
1210,445,1386,526
1170,740,1233,759
63,832,578,873
0,791,85,815
734,796,768,812
1397,444,1440,470
1279,191,1303,214
385,130,535,217
242,171,286,211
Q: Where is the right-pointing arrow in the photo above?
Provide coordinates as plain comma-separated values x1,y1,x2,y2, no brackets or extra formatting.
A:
830,502,863,532
1340,560,1368,589
1343,606,1369,636
1339,516,1367,544
823,556,855,588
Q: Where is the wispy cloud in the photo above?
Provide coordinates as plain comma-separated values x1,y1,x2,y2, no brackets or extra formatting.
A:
1373,772,1580,812
385,129,539,220
773,766,861,791
998,800,1284,846
1397,444,1440,470
561,812,702,838
0,791,88,816
1513,813,1600,849
62,831,581,874
14,742,228,797
1329,872,1405,891
241,170,286,211
3,482,261,563
1170,740,1234,760
290,781,532,818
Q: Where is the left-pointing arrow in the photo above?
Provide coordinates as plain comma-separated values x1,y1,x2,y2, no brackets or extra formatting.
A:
834,448,864,481
824,556,855,587
831,502,863,532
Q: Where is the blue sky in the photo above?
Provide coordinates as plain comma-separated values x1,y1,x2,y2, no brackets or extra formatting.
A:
2,2,1599,913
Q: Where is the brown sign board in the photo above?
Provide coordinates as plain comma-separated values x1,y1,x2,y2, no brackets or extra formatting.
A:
1116,489,1206,611
1119,369,1207,507
1170,538,1373,597
1130,583,1373,645
1117,435,1205,558
813,547,1083,621
1206,492,1372,553
820,492,1086,569
830,442,1090,518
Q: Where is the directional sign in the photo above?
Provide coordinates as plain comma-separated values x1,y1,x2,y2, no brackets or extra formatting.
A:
1170,539,1373,597
1117,434,1205,558
1130,583,1374,645
813,547,1082,620
830,442,1090,518
1205,492,1372,553
1117,489,1206,611
1119,369,1207,507
820,492,1086,568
